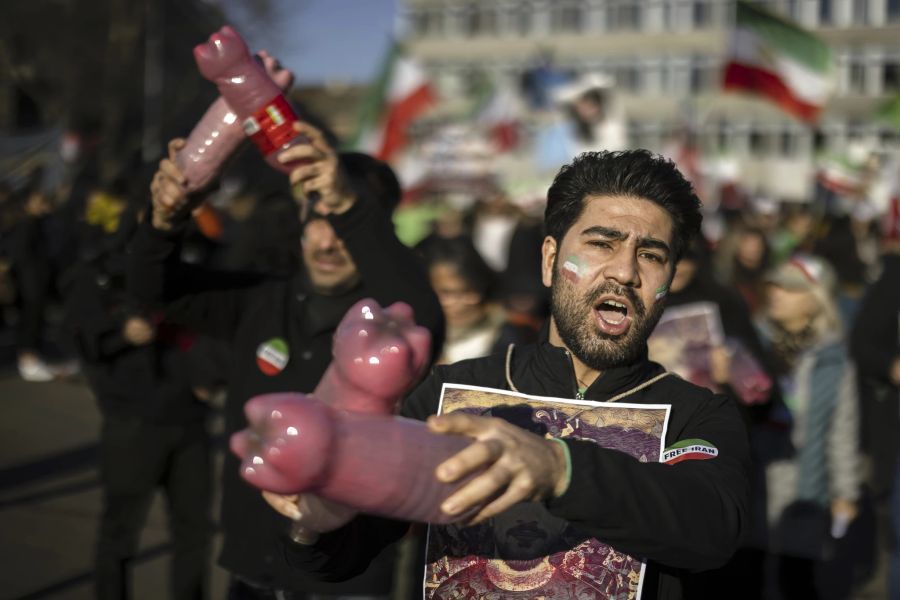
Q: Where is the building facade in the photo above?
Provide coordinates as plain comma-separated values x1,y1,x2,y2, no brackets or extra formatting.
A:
402,0,900,200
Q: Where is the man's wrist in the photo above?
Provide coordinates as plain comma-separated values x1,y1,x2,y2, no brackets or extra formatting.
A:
151,212,173,231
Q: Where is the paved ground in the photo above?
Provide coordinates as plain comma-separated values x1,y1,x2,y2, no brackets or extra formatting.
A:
0,372,230,600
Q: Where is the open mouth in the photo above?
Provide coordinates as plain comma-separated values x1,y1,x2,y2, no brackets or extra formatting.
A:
594,297,632,336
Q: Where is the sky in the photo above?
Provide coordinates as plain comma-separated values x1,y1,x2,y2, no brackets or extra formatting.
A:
222,0,400,86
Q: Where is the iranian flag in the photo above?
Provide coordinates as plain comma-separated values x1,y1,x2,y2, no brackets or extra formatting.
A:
724,1,834,122
469,73,523,152
350,41,436,162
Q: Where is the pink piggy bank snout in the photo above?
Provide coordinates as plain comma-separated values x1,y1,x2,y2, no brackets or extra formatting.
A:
232,393,334,494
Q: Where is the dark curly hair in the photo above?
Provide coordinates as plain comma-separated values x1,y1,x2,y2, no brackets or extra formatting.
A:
545,150,703,262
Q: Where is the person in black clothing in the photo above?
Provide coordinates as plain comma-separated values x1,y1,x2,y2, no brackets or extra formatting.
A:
661,238,784,599
266,150,751,599
130,122,444,599
850,234,900,598
63,205,212,600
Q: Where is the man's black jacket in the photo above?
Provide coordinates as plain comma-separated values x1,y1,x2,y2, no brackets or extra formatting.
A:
127,197,444,593
63,260,205,424
284,337,751,599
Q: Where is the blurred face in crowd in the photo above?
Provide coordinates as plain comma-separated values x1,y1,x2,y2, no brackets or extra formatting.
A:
669,257,697,293
765,284,819,332
301,217,359,294
736,230,766,270
430,262,485,329
786,211,814,238
572,92,605,125
542,195,674,370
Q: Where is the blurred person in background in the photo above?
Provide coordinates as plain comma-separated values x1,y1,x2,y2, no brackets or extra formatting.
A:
850,203,900,599
771,203,816,264
715,222,771,314
4,173,76,381
496,210,551,335
423,236,536,366
63,196,213,600
470,189,523,274
654,237,782,599
756,255,862,600
131,123,444,600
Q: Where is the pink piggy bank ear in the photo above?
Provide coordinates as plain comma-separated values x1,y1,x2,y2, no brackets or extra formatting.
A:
332,299,431,399
232,393,335,494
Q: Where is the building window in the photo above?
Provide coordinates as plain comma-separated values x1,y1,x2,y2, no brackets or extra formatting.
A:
889,0,900,22
749,129,769,154
852,0,868,25
693,1,712,28
552,2,585,32
813,129,827,152
511,3,533,35
819,0,833,25
784,0,802,22
885,61,900,93
423,9,445,36
690,58,714,93
848,60,866,94
615,64,640,92
779,130,797,156
463,5,498,36
608,0,641,30
717,122,730,153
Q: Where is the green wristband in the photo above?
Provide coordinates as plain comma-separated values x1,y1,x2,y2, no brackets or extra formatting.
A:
549,437,572,497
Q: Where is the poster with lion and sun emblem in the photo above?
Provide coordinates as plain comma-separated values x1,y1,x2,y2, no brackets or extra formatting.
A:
424,383,671,600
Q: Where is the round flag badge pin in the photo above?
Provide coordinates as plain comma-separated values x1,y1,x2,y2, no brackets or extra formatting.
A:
256,338,290,376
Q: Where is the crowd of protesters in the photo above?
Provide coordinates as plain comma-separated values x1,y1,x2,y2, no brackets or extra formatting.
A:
1,95,899,600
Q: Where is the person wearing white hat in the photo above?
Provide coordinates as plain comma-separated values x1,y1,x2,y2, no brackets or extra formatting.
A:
756,254,862,598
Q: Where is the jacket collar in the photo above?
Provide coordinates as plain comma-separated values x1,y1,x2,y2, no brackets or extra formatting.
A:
511,323,664,401
292,271,365,337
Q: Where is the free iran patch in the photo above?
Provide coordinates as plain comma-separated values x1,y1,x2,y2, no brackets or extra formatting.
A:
663,439,719,465
256,338,289,376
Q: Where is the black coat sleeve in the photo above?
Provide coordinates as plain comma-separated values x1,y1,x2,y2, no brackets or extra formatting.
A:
127,218,263,340
280,516,410,582
545,392,750,571
329,197,445,357
850,257,900,385
61,265,131,362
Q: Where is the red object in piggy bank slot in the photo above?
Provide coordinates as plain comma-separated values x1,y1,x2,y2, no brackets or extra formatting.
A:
192,26,310,175
231,299,480,528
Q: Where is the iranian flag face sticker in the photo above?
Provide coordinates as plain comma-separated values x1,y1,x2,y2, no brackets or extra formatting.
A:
561,255,583,282
663,439,719,465
256,338,290,376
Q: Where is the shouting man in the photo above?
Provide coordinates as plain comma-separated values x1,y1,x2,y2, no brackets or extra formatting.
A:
268,150,750,600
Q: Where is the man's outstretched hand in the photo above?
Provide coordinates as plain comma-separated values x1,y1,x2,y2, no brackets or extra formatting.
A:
429,413,570,525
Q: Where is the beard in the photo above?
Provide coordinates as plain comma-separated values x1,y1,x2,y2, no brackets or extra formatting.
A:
551,266,666,371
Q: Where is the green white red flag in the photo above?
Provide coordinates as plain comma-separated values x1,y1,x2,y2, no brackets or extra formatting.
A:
723,1,834,122
350,41,436,162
